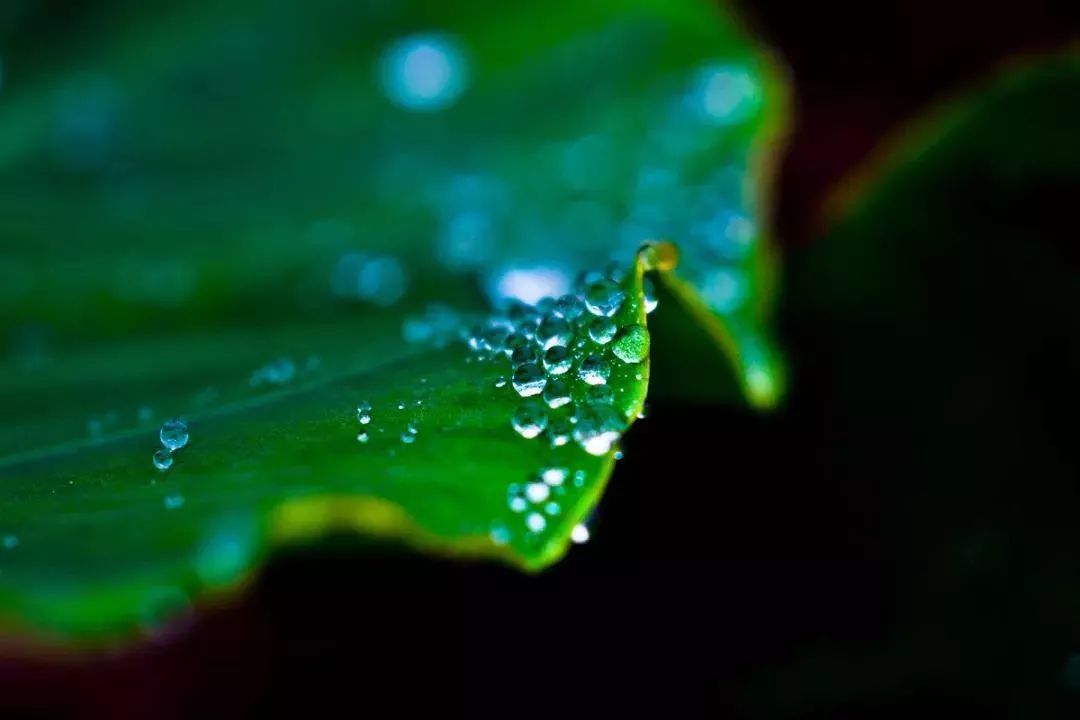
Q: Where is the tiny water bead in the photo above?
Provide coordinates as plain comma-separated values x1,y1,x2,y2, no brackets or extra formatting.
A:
508,485,528,512
541,467,568,486
544,501,561,516
573,469,587,487
511,399,548,439
587,317,617,344
584,279,625,317
611,324,650,364
526,512,547,533
163,493,185,510
401,431,416,444
397,401,407,411
643,277,659,314
489,525,511,546
512,363,546,397
494,375,507,388
406,420,419,435
159,419,189,451
356,401,372,424
542,345,572,375
578,354,611,386
357,432,370,443
525,481,550,503
571,524,591,544
3,534,20,550
542,379,572,409
153,448,173,471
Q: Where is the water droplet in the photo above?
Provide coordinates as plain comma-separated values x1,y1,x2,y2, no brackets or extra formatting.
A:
541,467,568,486
357,432,369,443
406,420,419,435
587,317,617,344
397,401,407,411
525,481,550,503
512,363,546,397
508,484,528,512
554,294,584,321
494,375,507,388
490,524,511,546
159,418,189,451
643,277,659,314
577,354,611,386
542,379,572,409
2,534,19,550
153,448,173,471
137,406,155,423
164,493,185,510
401,432,416,444
586,385,614,404
573,469,587,487
511,399,548,439
536,316,572,350
526,512,547,533
542,345,572,375
573,404,624,456
357,401,372,425
547,417,572,447
571,524,591,544
614,450,625,460
611,324,650,364
544,501,562,516
584,279,625,317
510,344,539,367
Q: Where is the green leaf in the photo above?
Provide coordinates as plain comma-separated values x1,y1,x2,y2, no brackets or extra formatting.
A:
0,0,786,639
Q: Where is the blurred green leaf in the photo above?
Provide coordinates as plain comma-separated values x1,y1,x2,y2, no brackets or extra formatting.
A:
773,54,1080,709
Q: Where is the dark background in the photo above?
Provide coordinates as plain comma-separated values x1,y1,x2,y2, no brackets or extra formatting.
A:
1,1,1078,717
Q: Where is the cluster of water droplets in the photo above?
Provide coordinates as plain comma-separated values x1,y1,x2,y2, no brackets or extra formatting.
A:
464,264,653,461
152,418,189,476
459,260,656,547
354,398,424,447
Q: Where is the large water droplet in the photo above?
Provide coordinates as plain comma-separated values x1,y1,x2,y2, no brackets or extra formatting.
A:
573,404,624,456
586,385,615,404
542,345,572,375
153,448,173,471
578,354,611,385
611,324,650,364
510,344,539,367
584,279,625,317
554,294,584,321
542,378,572,409
512,363,547,397
536,316,572,349
159,419,188,451
511,399,548,439
547,417,572,447
587,317,617,344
